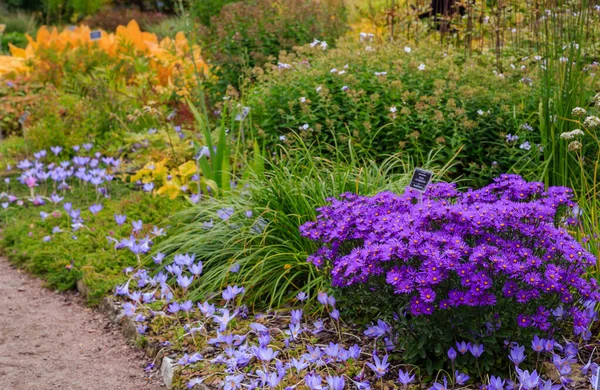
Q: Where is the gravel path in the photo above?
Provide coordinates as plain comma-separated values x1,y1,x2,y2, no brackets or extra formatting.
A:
0,257,163,390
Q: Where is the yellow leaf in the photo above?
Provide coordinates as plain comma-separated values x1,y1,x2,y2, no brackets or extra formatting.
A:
178,160,197,178
156,181,181,199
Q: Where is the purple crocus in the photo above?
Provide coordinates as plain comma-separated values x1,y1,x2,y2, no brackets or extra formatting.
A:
516,368,540,390
132,220,143,232
326,375,345,390
531,335,545,353
509,344,526,366
455,371,469,385
469,343,484,358
456,341,471,354
447,347,457,361
89,203,103,214
397,369,415,386
366,354,389,378
488,376,506,390
429,376,448,390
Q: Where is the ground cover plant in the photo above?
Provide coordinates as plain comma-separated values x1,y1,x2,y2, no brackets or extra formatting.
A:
0,144,183,303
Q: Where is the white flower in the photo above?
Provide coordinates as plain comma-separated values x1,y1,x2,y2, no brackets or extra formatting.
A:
299,124,309,131
568,141,582,151
343,64,349,69
572,107,586,117
365,46,374,51
519,141,531,150
341,86,349,91
320,41,328,50
310,39,320,47
316,86,322,92
330,68,338,73
584,116,600,129
390,106,397,113
277,62,291,69
279,135,286,141
477,109,484,116
299,97,306,103
404,46,412,53
338,70,346,75
374,71,387,76
418,63,426,71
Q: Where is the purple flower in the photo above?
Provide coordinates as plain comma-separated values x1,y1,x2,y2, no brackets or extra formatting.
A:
152,252,165,264
177,275,193,289
326,375,345,390
317,292,329,306
516,368,540,390
217,207,234,221
132,220,143,232
254,346,278,362
222,285,245,301
296,291,308,301
469,343,484,358
330,309,340,320
456,341,471,354
366,354,389,378
50,146,63,155
509,344,526,366
397,369,415,386
531,335,545,353
291,309,302,324
143,182,154,192
488,376,506,390
447,347,457,361
89,203,103,215
455,371,469,385
429,376,448,390
305,374,323,390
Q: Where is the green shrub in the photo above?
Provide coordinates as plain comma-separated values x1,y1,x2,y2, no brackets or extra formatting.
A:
244,37,541,187
200,0,348,91
190,0,237,26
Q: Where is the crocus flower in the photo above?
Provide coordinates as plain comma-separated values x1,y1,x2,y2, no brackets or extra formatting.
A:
152,252,165,264
488,376,506,390
509,344,526,366
132,220,143,232
455,370,469,385
305,374,323,390
291,309,303,324
397,369,415,386
89,203,103,214
531,335,545,353
516,368,540,390
296,291,308,301
326,375,345,390
366,354,389,378
456,341,471,354
447,347,457,361
429,376,448,390
469,343,484,358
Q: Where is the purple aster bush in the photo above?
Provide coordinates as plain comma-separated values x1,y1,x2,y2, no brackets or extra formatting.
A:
301,175,599,374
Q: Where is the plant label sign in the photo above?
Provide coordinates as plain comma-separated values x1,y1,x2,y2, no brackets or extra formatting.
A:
18,111,30,125
408,168,433,192
90,30,102,40
235,106,250,121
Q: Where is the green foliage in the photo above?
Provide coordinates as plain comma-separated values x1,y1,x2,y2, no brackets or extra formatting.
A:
190,0,237,26
200,0,348,91
0,7,38,34
156,140,443,308
245,37,541,187
25,91,116,151
1,31,28,51
0,183,183,304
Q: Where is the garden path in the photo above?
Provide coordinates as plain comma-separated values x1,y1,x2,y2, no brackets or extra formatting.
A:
0,257,163,390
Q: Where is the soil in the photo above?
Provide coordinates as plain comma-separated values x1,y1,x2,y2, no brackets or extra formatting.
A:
0,257,163,390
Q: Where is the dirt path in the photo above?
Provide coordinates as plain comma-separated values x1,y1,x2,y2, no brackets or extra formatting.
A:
0,257,163,390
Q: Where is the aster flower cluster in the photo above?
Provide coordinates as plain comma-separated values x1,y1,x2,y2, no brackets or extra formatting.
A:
301,175,599,344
